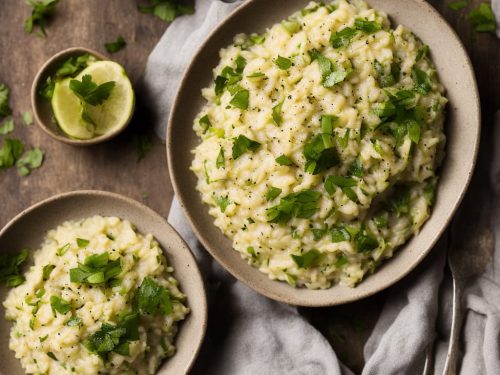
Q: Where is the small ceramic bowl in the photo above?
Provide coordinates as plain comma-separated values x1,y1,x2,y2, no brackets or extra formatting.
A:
31,47,134,146
0,191,207,375
167,0,481,306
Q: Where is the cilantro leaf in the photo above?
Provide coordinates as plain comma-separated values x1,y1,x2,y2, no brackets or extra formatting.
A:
134,133,153,161
309,49,350,88
0,249,29,287
0,138,25,171
136,277,173,315
275,154,294,166
235,55,247,74
291,249,321,269
138,0,194,22
105,36,127,53
39,76,55,100
69,75,115,106
416,45,429,62
374,60,400,88
267,190,321,224
469,3,496,32
356,230,379,252
274,56,293,70
216,147,225,168
448,1,467,10
331,226,351,242
50,295,71,315
232,135,261,159
0,118,14,135
303,133,339,174
69,252,122,286
0,83,12,118
22,111,33,126
330,27,357,48
354,18,382,33
16,148,44,176
24,0,59,37
412,68,432,94
56,54,95,79
265,186,282,201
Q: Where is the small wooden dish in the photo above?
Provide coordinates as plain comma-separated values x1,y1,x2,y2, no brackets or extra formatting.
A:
0,191,207,375
31,47,134,146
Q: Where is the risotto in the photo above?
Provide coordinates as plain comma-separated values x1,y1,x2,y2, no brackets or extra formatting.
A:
3,216,189,374
191,0,447,288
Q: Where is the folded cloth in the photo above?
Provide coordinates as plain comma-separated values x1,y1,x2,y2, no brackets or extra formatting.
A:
142,1,500,373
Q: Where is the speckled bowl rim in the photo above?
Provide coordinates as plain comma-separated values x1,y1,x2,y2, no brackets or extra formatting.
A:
0,190,207,374
167,0,481,306
31,47,135,146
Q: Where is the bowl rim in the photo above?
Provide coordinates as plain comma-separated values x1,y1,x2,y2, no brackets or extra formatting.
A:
0,190,208,374
31,47,135,147
166,0,481,306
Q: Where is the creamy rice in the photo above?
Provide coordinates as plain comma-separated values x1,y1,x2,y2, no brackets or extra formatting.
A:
191,0,447,288
3,216,189,374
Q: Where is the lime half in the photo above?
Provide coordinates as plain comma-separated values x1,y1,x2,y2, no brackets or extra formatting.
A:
51,61,135,140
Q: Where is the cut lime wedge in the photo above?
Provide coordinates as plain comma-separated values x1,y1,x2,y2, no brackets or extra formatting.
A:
51,61,135,140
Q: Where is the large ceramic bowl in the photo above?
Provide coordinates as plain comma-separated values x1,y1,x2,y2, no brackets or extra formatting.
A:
0,191,207,375
167,0,480,306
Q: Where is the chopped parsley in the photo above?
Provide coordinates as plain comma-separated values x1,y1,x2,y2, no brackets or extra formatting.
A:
235,55,247,73
356,230,379,252
291,249,321,269
50,295,71,315
331,225,352,243
216,147,225,168
199,115,211,133
303,132,339,175
330,27,357,48
24,0,60,37
47,351,58,361
105,36,126,53
412,68,432,94
267,190,321,224
42,264,55,280
416,45,429,62
0,249,29,287
265,186,282,201
282,20,301,34
76,238,89,247
138,0,194,22
309,49,350,88
374,60,400,88
230,89,250,109
272,98,285,126
275,154,294,166
56,243,70,256
214,195,231,213
354,18,382,33
274,56,293,70
66,315,82,327
136,277,173,315
232,135,261,159
69,252,122,286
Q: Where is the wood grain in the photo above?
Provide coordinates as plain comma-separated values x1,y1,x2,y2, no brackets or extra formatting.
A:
0,0,499,373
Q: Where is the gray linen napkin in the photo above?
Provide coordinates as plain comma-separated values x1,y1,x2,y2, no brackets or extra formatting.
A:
142,1,500,373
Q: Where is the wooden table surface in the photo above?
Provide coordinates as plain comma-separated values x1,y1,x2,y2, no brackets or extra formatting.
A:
0,1,498,373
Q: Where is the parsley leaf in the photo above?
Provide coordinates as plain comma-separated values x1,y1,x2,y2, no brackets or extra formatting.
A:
272,98,285,126
412,68,432,94
356,230,379,252
230,89,250,109
416,45,429,62
66,315,82,327
331,226,351,242
0,249,29,287
84,311,139,359
330,27,357,48
274,56,293,70
50,295,71,315
216,147,225,168
198,115,211,133
232,135,261,159
47,352,58,361
0,83,12,118
76,238,89,247
267,190,321,224
139,0,194,22
354,18,382,33
24,0,59,37
42,264,55,280
275,154,294,166
309,49,350,88
448,0,467,10
69,252,122,286
235,55,247,74
214,195,231,213
469,3,497,33
0,118,14,135
105,36,127,53
282,20,301,34
324,176,359,202
374,60,400,88
291,249,321,269
265,186,282,201
136,277,173,315
69,74,115,106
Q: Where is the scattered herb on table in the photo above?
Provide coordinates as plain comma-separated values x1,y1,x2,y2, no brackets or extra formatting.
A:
16,148,44,176
0,138,24,171
0,249,29,287
0,83,12,118
24,0,60,37
0,118,14,135
134,134,153,161
469,3,497,33
138,0,194,22
22,111,33,126
448,1,468,11
105,36,127,53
